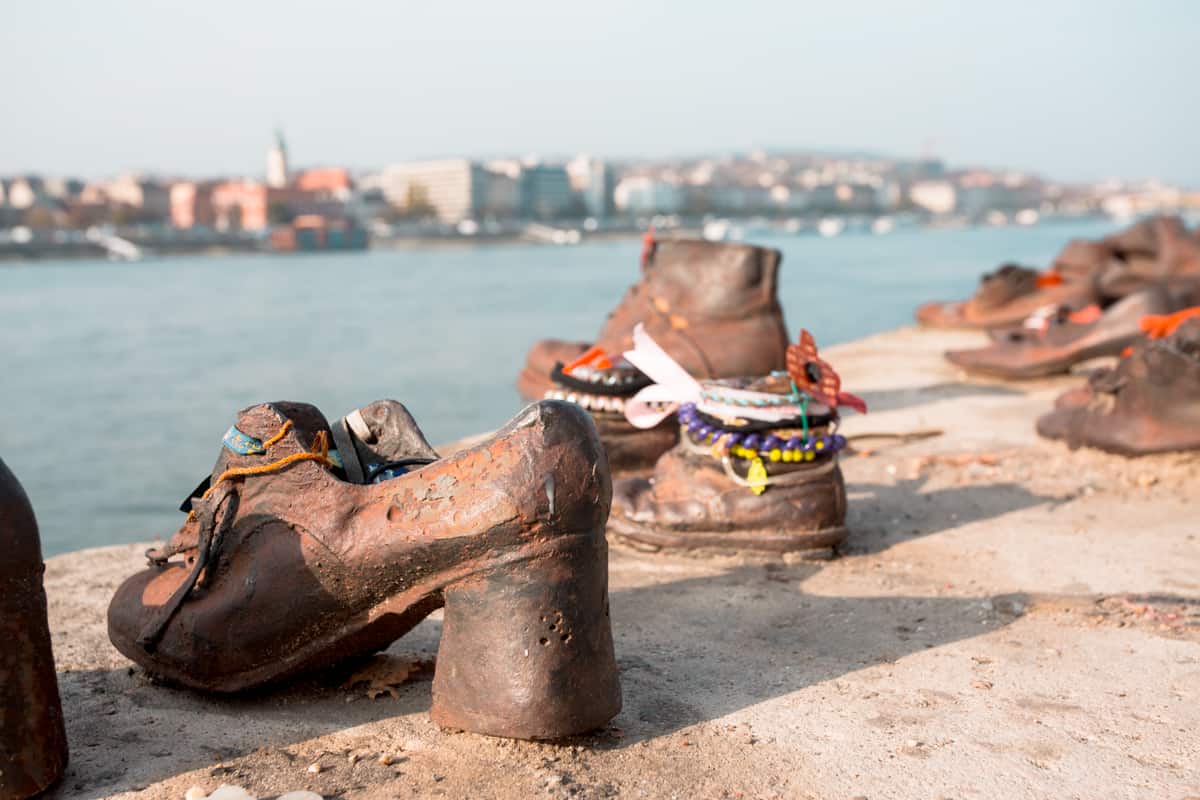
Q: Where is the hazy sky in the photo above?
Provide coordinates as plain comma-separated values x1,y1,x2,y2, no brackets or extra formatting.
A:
3,1,1197,184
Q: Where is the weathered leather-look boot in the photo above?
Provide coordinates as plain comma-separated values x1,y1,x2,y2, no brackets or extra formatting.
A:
916,263,1099,330
540,360,678,477
1,458,69,800
517,238,790,402
1096,216,1200,299
107,400,621,740
607,326,862,554
518,238,789,475
609,357,854,556
1036,319,1200,455
944,285,1175,379
609,434,848,554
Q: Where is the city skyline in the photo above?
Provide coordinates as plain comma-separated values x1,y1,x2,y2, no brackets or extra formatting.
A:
3,2,1198,185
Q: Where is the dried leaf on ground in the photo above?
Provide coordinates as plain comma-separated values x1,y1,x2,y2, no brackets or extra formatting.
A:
343,654,434,699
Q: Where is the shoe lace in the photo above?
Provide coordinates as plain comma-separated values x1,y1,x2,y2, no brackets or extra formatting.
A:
137,421,341,652
183,421,338,523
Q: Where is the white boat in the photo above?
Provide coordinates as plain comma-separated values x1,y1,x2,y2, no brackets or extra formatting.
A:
870,216,896,235
702,219,743,241
817,217,845,238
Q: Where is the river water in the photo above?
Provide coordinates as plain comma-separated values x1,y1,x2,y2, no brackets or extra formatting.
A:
0,219,1119,555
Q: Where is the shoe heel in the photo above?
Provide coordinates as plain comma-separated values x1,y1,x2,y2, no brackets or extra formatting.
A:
430,530,621,739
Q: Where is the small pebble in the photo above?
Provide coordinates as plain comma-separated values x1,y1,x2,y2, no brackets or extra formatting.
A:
305,762,323,774
278,793,323,800
187,786,256,800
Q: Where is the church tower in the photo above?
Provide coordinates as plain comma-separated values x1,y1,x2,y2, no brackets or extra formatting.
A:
266,129,289,188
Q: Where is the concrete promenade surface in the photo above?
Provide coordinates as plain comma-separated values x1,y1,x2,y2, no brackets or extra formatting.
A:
41,327,1199,800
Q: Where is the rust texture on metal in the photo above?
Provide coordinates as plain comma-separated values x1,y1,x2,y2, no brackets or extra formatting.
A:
1037,317,1200,455
107,399,621,740
916,214,1200,330
945,285,1182,380
0,457,69,800
516,239,792,474
609,439,848,555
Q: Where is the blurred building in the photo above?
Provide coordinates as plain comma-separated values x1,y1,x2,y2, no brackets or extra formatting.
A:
208,180,344,231
377,159,485,223
170,181,217,228
211,181,270,230
103,175,171,220
956,172,1039,220
614,176,685,215
266,130,289,189
295,167,353,197
705,184,773,214
43,177,84,200
568,156,616,220
479,168,520,219
4,176,46,209
908,180,957,215
805,183,878,213
520,163,575,220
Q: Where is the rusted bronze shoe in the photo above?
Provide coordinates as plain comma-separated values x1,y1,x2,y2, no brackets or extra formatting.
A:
518,238,789,475
1,458,69,799
609,426,848,555
1036,319,1200,455
517,237,790,401
107,399,621,740
540,358,678,476
944,286,1175,379
916,263,1100,330
607,326,862,555
1095,216,1200,300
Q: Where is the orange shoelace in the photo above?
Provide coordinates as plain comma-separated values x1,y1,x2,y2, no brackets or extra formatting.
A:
562,345,614,374
1035,270,1065,288
1140,306,1200,340
1067,304,1103,325
640,224,657,268
186,420,338,521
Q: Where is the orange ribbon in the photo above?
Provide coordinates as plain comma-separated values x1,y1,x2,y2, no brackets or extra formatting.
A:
1140,306,1200,340
1034,270,1064,288
562,345,613,374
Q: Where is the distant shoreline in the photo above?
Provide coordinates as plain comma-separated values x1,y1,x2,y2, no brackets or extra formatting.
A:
0,212,1133,264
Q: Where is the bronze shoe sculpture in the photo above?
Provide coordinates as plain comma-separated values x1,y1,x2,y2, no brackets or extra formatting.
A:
541,350,680,477
517,236,790,474
517,236,790,401
944,285,1176,379
1096,216,1200,300
915,262,1100,330
1,458,69,800
1036,317,1200,456
607,325,865,554
107,399,621,740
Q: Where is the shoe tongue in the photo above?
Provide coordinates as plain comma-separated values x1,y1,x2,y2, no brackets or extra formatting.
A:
975,264,1037,309
336,400,439,477
180,402,331,513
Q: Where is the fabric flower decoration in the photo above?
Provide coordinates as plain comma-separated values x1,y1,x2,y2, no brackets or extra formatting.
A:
786,330,867,414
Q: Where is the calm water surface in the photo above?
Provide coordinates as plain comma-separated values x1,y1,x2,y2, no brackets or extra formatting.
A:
1,220,1119,555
